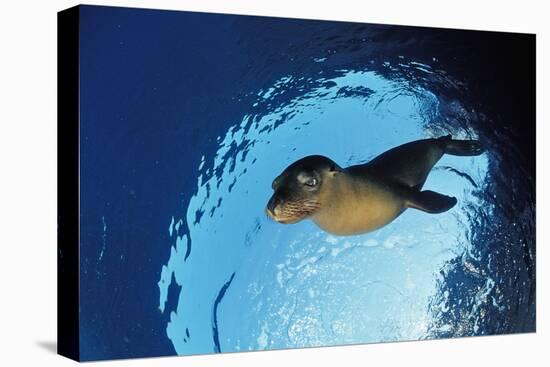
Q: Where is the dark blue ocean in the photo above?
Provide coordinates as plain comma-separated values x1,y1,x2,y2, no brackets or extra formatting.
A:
77,5,535,361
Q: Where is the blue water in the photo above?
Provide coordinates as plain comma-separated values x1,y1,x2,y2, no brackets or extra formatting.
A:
78,6,535,360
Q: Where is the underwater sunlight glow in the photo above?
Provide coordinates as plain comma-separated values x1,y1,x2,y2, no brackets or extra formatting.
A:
156,63,528,354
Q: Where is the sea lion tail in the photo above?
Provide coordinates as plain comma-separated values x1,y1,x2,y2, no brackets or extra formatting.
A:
439,135,484,156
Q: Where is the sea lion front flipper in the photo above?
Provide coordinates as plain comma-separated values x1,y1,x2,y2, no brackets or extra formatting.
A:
406,190,457,214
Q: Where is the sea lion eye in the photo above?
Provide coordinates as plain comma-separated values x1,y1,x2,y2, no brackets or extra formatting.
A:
296,172,319,188
304,178,318,187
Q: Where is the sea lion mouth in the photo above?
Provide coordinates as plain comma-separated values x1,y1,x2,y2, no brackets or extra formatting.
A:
266,211,299,224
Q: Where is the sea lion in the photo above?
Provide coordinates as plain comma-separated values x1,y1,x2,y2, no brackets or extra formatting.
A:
266,135,484,236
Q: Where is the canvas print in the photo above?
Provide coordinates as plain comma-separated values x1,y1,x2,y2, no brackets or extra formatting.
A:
57,5,536,361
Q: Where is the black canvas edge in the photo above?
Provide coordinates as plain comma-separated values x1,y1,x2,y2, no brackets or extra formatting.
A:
57,5,81,362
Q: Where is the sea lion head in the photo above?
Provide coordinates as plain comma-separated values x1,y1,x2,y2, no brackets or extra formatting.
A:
266,155,342,224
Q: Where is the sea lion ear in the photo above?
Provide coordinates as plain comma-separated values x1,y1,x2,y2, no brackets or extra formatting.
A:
328,165,341,175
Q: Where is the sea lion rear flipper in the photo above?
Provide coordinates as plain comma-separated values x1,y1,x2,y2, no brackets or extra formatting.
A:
439,135,485,156
406,190,457,213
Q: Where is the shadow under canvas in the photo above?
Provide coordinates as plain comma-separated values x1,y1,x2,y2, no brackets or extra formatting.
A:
36,340,57,354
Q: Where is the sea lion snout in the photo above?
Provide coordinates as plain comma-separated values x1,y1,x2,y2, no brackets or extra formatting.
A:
266,187,321,224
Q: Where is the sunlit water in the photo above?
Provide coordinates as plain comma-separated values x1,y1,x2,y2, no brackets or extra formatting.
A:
157,55,534,355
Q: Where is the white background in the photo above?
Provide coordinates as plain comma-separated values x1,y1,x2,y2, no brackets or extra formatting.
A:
0,0,547,366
